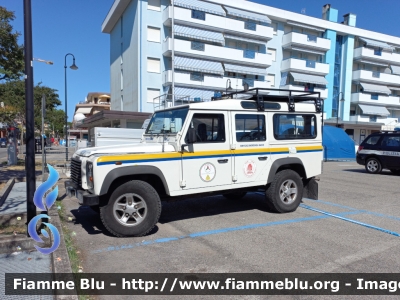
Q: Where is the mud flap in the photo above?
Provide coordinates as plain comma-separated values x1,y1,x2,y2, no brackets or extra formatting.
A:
303,177,318,200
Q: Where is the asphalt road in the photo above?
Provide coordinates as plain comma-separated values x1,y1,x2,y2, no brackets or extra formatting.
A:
61,161,400,299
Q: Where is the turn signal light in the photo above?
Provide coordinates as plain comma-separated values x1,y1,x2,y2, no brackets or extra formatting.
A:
89,176,93,182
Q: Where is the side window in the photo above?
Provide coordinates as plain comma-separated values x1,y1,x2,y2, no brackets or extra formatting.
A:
273,114,317,139
235,114,266,142
364,135,381,146
191,10,205,21
186,113,225,143
381,135,400,149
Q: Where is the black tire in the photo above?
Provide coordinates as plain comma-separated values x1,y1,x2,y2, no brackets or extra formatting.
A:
223,191,247,200
365,157,382,174
389,169,400,175
265,169,303,213
100,180,161,237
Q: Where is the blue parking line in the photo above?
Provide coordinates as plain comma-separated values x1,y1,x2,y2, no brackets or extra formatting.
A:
91,210,363,254
300,204,400,238
302,198,400,222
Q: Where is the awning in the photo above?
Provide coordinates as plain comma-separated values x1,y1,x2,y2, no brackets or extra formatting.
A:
223,6,271,24
173,0,225,16
358,104,390,116
224,63,267,76
390,65,400,75
174,86,216,101
290,72,328,85
75,107,92,114
358,59,388,67
290,47,326,56
388,86,400,91
175,56,224,75
286,21,325,32
360,82,391,95
174,25,224,45
224,34,266,45
358,37,394,50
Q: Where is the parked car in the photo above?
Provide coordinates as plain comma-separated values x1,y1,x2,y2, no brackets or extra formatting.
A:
0,138,7,148
356,131,400,174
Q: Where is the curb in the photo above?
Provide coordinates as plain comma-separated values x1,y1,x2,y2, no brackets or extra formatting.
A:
50,180,79,300
0,178,15,207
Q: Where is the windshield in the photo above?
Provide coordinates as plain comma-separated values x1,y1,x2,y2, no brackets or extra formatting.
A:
145,108,189,134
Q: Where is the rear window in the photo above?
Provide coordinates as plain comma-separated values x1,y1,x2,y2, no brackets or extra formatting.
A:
363,135,381,146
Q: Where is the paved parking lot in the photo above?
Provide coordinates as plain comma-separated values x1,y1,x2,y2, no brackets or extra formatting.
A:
61,161,400,298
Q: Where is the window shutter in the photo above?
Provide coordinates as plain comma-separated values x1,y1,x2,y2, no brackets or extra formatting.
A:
148,27,160,43
147,89,160,103
147,58,160,73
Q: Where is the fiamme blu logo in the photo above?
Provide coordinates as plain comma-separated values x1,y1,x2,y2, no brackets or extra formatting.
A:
28,164,61,254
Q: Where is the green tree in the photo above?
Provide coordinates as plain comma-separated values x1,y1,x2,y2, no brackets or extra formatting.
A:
0,6,24,81
0,80,64,131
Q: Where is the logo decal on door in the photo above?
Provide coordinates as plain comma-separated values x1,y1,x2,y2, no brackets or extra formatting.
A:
244,160,257,177
200,163,216,182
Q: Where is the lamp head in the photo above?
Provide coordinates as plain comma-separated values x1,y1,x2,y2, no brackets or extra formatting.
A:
70,58,78,70
227,79,232,90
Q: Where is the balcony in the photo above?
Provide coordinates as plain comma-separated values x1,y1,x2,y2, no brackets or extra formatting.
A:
282,32,331,54
353,47,400,66
351,93,400,107
279,84,328,99
281,58,329,76
162,70,270,90
163,6,273,41
352,70,400,86
349,115,398,125
163,38,271,67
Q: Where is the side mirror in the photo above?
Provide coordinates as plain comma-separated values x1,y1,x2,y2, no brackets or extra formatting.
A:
187,127,196,144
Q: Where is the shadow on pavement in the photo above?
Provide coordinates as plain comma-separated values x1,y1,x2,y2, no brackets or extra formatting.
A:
343,169,398,176
0,169,41,181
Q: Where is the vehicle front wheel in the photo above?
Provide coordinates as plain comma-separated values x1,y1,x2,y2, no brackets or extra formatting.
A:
365,157,382,174
265,170,303,213
100,180,161,237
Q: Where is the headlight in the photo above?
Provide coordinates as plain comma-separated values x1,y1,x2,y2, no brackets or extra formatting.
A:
86,162,94,188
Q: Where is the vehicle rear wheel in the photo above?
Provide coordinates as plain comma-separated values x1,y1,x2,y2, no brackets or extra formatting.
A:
389,169,400,175
100,180,161,237
265,170,303,213
223,191,247,200
365,157,382,174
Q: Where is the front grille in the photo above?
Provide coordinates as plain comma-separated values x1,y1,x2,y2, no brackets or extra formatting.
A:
70,158,82,187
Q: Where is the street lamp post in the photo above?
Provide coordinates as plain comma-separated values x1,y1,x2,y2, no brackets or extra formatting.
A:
64,53,78,162
336,92,345,127
226,79,232,95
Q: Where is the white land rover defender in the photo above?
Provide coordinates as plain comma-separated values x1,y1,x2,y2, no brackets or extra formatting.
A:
65,88,323,237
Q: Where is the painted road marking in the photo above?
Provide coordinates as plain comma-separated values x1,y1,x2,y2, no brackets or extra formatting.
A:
300,204,400,237
91,210,363,254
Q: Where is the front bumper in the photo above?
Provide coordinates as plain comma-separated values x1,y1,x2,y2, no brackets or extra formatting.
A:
64,180,100,206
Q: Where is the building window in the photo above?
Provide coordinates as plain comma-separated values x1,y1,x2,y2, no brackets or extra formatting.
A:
267,48,276,61
190,72,204,81
148,0,161,11
191,41,205,51
235,114,266,142
369,116,377,122
244,21,257,31
147,88,160,103
147,27,160,43
243,49,256,59
121,95,123,111
271,22,278,35
371,94,379,100
267,74,275,87
191,10,205,21
120,16,123,37
120,69,123,90
147,58,160,73
374,48,382,56
120,43,123,64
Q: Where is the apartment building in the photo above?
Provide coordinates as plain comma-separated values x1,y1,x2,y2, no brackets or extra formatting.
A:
102,0,400,144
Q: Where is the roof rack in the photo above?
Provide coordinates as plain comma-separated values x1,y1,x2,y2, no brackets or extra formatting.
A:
211,88,323,113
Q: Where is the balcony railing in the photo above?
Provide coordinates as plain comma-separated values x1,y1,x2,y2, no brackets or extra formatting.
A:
306,60,316,68
372,71,380,78
244,21,256,31
191,41,205,51
153,94,205,111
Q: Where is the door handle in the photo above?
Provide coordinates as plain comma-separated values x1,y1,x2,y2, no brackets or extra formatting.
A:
258,156,268,161
218,159,228,164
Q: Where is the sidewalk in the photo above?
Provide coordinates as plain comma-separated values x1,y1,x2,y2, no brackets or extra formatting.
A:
0,146,76,299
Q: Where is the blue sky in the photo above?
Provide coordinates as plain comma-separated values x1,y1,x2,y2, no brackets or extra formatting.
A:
2,0,400,121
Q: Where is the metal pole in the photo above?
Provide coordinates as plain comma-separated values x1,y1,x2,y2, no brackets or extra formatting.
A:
23,0,36,236
64,59,68,161
41,95,45,181
171,0,175,107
